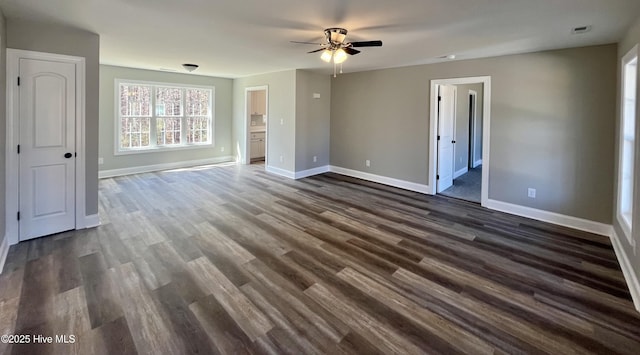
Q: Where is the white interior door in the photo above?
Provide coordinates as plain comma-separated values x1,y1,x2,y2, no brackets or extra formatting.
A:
19,58,77,241
437,85,456,192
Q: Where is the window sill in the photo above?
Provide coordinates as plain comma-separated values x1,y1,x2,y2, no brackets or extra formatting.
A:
115,142,214,156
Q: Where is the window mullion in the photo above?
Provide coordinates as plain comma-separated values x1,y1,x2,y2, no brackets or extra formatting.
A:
150,86,157,148
182,88,187,144
118,85,123,149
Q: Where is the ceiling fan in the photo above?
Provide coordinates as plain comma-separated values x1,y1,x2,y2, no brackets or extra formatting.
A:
292,28,382,76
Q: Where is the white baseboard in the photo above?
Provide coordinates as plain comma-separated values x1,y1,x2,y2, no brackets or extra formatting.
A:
474,159,483,167
98,156,235,178
484,199,612,237
454,167,468,179
329,166,431,194
83,214,101,229
611,229,640,312
265,165,296,179
266,165,330,180
295,165,330,179
0,235,9,274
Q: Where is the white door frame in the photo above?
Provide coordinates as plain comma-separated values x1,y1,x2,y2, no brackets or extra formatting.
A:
243,85,269,165
468,89,480,168
6,49,87,246
429,76,491,206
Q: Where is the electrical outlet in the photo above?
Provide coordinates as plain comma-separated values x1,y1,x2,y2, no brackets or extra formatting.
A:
528,188,536,198
221,146,225,152
313,156,317,162
279,155,283,163
98,157,104,165
365,159,371,167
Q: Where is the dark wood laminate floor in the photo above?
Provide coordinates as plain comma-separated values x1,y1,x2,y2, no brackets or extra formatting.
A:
1,163,640,354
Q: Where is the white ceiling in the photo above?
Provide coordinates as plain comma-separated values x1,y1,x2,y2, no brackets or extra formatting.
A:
1,0,639,78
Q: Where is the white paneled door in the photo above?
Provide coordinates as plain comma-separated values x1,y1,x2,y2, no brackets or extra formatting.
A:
19,58,77,241
437,84,456,193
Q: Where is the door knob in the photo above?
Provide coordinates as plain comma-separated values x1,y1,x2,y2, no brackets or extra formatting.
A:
64,152,73,158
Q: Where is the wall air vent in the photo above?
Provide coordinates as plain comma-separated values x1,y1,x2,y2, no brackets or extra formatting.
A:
571,25,592,34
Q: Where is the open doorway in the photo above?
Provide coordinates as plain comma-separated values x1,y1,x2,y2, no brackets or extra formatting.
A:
429,76,491,206
244,86,268,165
440,84,483,202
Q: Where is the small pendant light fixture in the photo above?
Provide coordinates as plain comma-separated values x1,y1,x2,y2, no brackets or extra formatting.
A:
182,63,199,72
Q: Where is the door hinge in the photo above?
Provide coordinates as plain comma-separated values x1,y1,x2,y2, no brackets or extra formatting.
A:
17,145,20,154
437,135,440,141
438,95,441,101
17,76,20,86
17,211,20,221
436,175,440,180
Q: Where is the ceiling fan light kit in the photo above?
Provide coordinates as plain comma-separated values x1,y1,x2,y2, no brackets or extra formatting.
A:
293,27,382,77
320,49,333,62
333,48,348,64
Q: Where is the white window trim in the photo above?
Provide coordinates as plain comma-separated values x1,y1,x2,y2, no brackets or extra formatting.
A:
617,44,638,246
114,78,215,156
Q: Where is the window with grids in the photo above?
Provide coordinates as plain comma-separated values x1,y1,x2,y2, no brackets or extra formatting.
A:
618,47,637,238
117,80,214,153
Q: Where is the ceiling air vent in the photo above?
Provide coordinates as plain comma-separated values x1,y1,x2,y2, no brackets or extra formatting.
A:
571,25,591,34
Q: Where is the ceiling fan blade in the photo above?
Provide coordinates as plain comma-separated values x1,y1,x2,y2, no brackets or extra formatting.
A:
290,41,325,45
344,47,361,55
307,48,325,53
350,40,383,47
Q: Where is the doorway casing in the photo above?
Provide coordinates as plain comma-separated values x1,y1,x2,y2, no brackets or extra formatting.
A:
243,85,269,165
5,49,87,246
429,76,491,206
468,89,482,169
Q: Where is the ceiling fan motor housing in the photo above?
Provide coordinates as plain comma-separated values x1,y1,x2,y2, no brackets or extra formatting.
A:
325,27,348,45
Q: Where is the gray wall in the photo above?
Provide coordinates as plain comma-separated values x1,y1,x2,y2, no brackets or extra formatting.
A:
0,10,5,248
331,44,617,223
295,70,331,171
614,17,640,299
453,83,483,172
7,19,100,216
233,70,296,172
99,65,233,171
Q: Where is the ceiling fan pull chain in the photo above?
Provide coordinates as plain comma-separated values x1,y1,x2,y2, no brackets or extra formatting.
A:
340,63,343,74
334,61,337,78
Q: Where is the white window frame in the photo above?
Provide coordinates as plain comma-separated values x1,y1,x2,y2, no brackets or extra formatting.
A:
617,45,638,245
114,79,215,155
